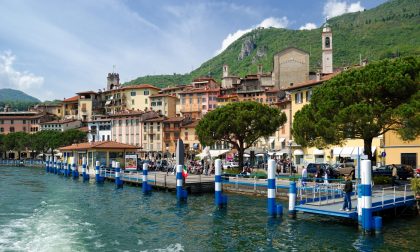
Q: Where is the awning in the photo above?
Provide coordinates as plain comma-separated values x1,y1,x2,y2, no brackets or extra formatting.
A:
243,153,250,158
267,152,276,156
340,147,354,157
351,147,364,156
268,137,275,144
209,149,230,157
313,149,325,155
105,100,111,106
333,147,342,156
293,149,304,155
276,151,286,156
279,137,285,143
256,153,264,157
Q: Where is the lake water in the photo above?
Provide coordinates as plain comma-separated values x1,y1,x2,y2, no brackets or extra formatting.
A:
0,166,419,251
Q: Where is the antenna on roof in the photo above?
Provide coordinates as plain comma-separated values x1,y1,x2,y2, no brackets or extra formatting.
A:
112,65,116,73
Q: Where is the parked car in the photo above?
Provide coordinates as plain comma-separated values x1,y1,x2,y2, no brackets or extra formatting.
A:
223,162,239,169
333,163,356,178
372,164,414,180
306,163,339,179
416,167,420,178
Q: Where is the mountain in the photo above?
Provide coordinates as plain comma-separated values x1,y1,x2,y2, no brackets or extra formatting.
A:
0,88,41,111
124,0,420,88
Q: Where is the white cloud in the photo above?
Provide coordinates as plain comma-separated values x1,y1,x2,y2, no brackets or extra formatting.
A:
0,51,44,91
215,17,289,55
299,23,317,30
323,0,364,19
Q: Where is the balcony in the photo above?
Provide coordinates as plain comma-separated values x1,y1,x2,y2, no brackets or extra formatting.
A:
163,127,180,132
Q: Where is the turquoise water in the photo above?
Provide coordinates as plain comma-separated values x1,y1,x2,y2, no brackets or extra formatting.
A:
0,166,419,252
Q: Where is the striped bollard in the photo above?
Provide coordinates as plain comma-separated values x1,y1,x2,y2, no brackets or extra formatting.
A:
288,181,297,218
53,156,58,174
58,160,62,175
176,165,187,201
115,162,123,188
357,183,363,225
72,157,79,179
95,161,104,183
45,158,49,173
49,156,53,173
215,159,227,207
268,159,282,216
142,163,151,193
360,160,373,234
82,157,89,181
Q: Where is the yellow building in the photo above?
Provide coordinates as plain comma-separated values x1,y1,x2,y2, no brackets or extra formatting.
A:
149,94,178,117
180,120,201,156
77,91,101,122
382,130,420,168
103,84,161,114
62,95,79,120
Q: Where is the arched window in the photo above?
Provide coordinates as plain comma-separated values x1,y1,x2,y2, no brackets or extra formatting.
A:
325,37,330,48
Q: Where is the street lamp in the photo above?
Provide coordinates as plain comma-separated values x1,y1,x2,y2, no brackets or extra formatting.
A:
288,139,293,176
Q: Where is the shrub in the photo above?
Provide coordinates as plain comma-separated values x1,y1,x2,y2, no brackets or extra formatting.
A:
373,176,391,185
410,178,420,196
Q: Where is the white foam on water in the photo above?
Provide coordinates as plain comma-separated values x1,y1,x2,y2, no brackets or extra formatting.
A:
0,200,91,252
138,239,144,245
140,243,184,252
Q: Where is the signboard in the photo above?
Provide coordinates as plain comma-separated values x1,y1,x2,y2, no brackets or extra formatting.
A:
381,151,386,158
125,154,137,170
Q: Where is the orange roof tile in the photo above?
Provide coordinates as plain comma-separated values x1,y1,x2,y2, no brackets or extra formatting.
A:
59,141,139,151
63,95,79,102
283,72,340,91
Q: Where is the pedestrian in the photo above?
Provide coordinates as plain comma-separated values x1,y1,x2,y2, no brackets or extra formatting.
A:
391,164,400,187
340,176,353,211
301,165,308,187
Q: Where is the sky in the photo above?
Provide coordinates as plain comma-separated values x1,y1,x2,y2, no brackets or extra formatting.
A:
0,0,387,101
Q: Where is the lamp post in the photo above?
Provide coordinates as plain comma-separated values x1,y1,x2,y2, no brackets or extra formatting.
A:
288,140,293,176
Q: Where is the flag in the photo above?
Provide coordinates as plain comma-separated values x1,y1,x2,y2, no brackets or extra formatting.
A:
182,165,188,178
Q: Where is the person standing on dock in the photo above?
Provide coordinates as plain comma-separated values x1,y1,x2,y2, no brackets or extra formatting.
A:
391,165,400,187
341,176,353,211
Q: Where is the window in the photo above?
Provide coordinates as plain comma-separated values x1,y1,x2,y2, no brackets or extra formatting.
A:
0,128,3,132
131,91,136,96
151,102,156,106
295,92,303,104
10,127,15,133
202,105,206,109
306,90,313,102
107,135,110,141
10,120,14,124
401,153,417,169
136,119,139,125
144,90,149,95
118,120,122,126
157,101,162,106
184,131,188,140
0,120,3,124
144,134,147,140
157,134,160,140
145,98,148,104
325,37,330,48
202,98,206,102
181,98,185,105
23,120,26,124
189,98,192,104
102,135,105,141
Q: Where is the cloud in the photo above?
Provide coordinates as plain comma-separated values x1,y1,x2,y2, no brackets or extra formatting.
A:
299,23,317,30
215,17,289,55
323,0,364,19
0,51,44,91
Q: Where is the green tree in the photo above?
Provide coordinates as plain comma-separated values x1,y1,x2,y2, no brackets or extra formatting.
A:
196,101,287,168
61,129,87,146
293,57,420,161
3,132,29,159
0,134,6,159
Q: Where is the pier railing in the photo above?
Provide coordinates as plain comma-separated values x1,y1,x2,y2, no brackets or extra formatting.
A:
0,159,45,166
379,184,411,208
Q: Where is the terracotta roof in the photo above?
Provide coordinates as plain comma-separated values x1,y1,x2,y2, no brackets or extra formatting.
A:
144,117,166,122
180,88,220,94
78,126,89,132
76,91,97,95
59,141,139,151
149,94,177,98
182,120,199,128
108,111,145,117
41,119,79,125
283,72,340,91
164,117,185,123
63,95,79,102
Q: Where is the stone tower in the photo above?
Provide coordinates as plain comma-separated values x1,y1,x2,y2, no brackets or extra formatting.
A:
222,64,229,78
322,23,333,74
107,73,120,90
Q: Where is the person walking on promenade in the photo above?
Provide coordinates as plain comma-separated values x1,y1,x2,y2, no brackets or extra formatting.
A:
340,176,353,211
392,164,400,187
301,165,308,187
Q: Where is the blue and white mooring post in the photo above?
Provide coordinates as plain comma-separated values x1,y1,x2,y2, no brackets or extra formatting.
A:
214,159,227,208
67,157,71,177
176,165,188,201
115,162,123,188
45,157,49,173
82,157,89,181
49,156,53,173
268,159,283,216
142,162,152,193
360,159,373,233
288,181,297,218
58,160,62,175
72,157,79,179
53,156,58,174
95,161,104,183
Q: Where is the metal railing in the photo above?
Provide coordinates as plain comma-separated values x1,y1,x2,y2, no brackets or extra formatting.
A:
0,159,45,166
379,184,411,208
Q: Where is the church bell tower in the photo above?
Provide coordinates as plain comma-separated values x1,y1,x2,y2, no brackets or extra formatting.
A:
322,23,333,74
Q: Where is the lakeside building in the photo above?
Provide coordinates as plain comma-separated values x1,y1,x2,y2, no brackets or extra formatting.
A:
180,120,201,158
163,117,192,156
149,94,178,117
62,95,79,120
382,131,419,168
59,141,139,169
77,91,102,122
40,119,82,132
87,117,111,142
142,117,165,158
33,103,63,118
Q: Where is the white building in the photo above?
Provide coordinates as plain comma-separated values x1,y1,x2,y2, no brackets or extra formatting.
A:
40,119,82,132
87,118,111,142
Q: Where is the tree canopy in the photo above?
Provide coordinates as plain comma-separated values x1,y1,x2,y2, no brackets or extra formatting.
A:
293,56,420,161
196,101,287,168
